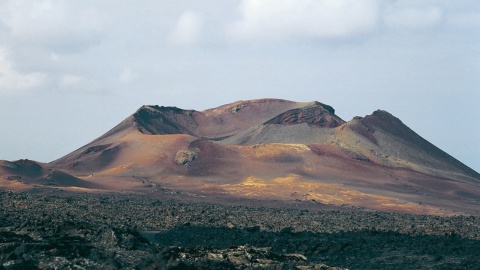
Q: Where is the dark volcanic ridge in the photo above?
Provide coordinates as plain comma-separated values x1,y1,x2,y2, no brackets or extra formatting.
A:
1,98,479,215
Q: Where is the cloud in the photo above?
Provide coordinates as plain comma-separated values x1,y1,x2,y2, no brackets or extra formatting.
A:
118,68,137,83
446,11,480,29
59,74,82,88
228,0,379,41
0,0,105,53
384,7,442,29
168,11,204,46
57,73,99,92
0,47,47,95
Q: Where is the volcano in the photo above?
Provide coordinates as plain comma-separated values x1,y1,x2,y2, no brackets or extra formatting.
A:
1,99,479,215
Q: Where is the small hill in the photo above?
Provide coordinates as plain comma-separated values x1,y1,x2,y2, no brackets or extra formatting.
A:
0,159,100,189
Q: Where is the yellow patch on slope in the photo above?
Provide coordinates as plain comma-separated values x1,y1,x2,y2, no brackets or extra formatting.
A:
241,176,268,187
272,175,299,184
249,144,309,159
222,175,445,215
98,164,134,175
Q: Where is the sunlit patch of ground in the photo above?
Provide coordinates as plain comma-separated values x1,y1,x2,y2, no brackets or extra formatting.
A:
62,186,97,192
98,164,135,175
247,144,310,159
221,175,447,215
241,176,269,187
0,178,31,191
272,175,298,184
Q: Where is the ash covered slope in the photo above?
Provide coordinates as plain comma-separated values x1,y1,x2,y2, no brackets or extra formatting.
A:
340,110,479,181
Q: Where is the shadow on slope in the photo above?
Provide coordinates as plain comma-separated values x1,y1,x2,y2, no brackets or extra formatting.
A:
0,159,45,178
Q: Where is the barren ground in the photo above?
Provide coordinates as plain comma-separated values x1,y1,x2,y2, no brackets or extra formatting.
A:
1,189,480,269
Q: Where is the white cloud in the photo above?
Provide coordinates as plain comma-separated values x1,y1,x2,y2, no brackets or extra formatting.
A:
228,0,379,41
0,47,47,95
57,74,101,92
118,68,137,83
1,0,105,53
59,74,82,88
446,12,480,29
384,7,442,29
168,11,204,46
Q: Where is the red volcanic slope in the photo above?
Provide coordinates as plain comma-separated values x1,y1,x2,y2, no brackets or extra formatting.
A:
1,98,479,215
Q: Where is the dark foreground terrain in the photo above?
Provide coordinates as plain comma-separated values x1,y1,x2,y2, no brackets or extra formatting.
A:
1,189,480,269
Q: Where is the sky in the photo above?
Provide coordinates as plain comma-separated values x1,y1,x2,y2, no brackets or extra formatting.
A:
0,0,479,172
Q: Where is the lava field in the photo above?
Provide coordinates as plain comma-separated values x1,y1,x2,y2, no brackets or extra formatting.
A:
1,189,480,269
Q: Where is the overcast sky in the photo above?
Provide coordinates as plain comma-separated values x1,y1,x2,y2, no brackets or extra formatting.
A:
0,0,479,172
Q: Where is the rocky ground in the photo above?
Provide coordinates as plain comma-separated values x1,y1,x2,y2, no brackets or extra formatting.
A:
1,189,480,269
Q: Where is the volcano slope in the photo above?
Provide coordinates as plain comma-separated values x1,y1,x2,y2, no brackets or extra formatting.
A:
2,98,480,215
